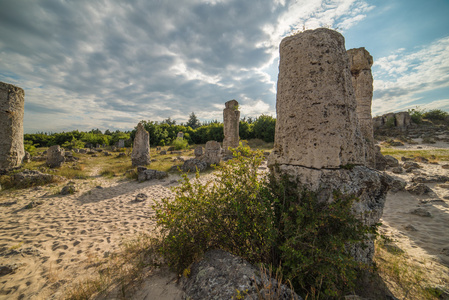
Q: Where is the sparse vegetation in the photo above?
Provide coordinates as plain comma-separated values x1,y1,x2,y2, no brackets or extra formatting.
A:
153,146,378,298
380,148,449,161
64,233,162,300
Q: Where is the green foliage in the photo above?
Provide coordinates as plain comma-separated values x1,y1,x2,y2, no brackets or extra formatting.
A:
422,109,448,121
264,174,375,298
172,138,189,150
252,115,276,143
61,138,85,149
385,116,396,128
24,140,37,155
153,147,274,273
186,112,201,129
153,147,376,298
408,106,425,124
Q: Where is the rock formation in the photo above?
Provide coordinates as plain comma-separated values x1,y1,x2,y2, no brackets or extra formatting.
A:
131,122,151,166
183,250,301,300
46,145,65,168
118,139,125,148
137,166,168,182
268,28,389,264
373,111,412,130
181,141,222,172
347,47,375,168
270,28,365,169
0,82,25,171
222,99,240,156
202,140,222,165
177,132,184,139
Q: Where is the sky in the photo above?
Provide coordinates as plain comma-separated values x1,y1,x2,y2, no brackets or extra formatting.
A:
0,0,448,133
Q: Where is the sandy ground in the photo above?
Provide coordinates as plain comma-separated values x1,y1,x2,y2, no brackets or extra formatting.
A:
0,172,189,300
0,147,448,299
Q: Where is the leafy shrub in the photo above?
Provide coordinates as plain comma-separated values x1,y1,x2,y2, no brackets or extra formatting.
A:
252,115,276,143
153,147,274,273
385,116,396,128
264,173,376,298
153,147,377,298
171,138,189,150
24,140,37,156
408,107,425,124
422,109,448,122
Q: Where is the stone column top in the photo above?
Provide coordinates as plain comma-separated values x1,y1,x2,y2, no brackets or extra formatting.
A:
347,47,373,72
225,99,239,109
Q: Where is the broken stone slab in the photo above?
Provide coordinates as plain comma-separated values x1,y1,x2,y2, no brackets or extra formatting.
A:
410,208,432,217
181,159,208,173
406,183,432,195
60,184,77,195
134,193,148,202
183,250,301,300
46,145,65,168
137,167,168,182
384,155,399,168
194,146,203,158
12,170,58,188
412,175,449,183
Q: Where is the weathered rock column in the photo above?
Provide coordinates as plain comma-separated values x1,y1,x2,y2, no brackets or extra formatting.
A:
0,82,25,171
222,99,240,156
268,29,389,264
46,145,65,168
347,47,375,168
131,122,151,166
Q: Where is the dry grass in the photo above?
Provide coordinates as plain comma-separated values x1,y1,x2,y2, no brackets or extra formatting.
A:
64,233,162,300
380,148,449,162
374,237,447,300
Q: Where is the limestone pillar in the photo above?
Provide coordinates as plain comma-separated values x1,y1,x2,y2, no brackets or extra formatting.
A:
270,28,365,170
222,99,240,156
0,82,25,171
131,122,151,166
347,47,375,168
268,29,389,264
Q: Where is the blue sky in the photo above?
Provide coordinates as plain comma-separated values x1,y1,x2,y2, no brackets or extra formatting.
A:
0,0,448,133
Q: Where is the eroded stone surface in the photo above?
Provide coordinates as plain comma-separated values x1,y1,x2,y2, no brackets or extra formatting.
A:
46,145,65,168
347,48,375,168
223,99,240,156
269,28,365,169
0,82,25,171
131,123,151,166
183,250,301,300
202,140,222,166
268,28,389,265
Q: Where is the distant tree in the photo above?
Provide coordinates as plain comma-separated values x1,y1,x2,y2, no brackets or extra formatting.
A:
161,117,176,125
186,112,201,129
89,128,102,134
104,129,112,135
252,115,276,143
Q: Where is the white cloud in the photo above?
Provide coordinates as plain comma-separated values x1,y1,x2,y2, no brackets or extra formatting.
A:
373,36,449,115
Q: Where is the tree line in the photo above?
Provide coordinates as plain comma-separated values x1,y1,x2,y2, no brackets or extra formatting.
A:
24,113,276,149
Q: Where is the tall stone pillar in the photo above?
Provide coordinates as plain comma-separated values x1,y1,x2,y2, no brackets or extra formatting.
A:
131,122,151,166
268,29,389,264
0,82,25,171
222,99,240,156
347,47,375,168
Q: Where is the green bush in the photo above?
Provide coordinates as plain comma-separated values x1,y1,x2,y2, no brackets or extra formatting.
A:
24,140,37,156
264,173,375,298
171,138,189,150
408,107,425,124
153,147,377,298
385,116,395,128
153,147,274,273
422,109,448,121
